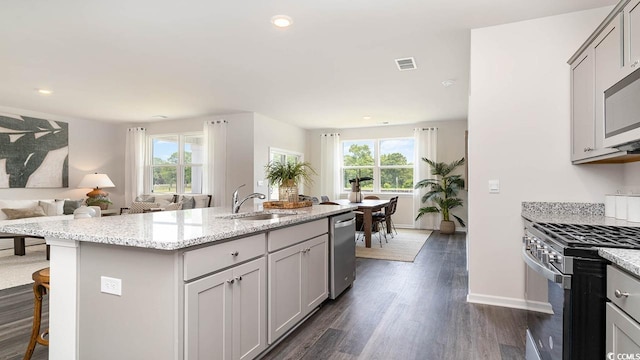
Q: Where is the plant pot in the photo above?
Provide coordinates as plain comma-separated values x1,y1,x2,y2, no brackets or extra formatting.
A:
440,220,455,234
279,179,299,202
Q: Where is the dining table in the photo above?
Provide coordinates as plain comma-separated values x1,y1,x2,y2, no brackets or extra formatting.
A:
334,199,391,248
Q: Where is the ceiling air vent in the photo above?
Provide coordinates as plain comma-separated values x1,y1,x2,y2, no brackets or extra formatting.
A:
395,57,417,71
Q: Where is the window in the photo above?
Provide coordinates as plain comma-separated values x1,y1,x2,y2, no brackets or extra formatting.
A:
150,133,204,194
268,148,303,200
341,138,414,193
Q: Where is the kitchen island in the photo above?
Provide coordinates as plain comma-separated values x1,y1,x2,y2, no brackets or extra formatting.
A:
0,204,356,360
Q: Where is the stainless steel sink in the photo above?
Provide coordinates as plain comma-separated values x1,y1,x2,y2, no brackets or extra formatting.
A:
226,212,297,221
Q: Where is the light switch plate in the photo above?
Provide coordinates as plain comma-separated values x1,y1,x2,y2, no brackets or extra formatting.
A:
488,180,500,194
101,276,122,296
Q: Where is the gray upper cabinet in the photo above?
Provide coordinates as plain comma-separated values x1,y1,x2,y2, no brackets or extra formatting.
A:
571,50,595,161
569,2,640,164
624,0,640,76
570,14,625,163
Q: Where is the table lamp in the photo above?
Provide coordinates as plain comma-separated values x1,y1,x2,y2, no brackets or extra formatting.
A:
78,173,115,198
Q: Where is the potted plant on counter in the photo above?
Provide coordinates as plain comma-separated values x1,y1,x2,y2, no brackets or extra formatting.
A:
85,195,113,210
264,160,317,202
414,157,466,234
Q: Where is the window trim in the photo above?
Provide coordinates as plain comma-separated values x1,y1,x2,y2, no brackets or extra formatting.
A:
147,132,204,194
341,137,415,194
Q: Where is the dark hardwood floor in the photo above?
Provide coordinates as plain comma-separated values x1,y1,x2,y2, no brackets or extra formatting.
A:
0,283,48,360
0,231,527,360
262,231,528,360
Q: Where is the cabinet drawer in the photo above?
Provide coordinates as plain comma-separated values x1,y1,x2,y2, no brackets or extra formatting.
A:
184,234,266,281
608,265,640,320
268,219,327,252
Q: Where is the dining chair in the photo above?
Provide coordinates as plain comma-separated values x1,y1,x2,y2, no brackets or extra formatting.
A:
386,196,399,237
364,195,380,200
319,201,340,205
370,196,398,242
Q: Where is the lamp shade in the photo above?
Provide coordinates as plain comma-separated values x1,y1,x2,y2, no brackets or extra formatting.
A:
78,173,115,189
78,173,115,198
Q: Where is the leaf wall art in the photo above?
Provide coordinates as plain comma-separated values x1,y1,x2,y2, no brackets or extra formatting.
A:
0,114,69,188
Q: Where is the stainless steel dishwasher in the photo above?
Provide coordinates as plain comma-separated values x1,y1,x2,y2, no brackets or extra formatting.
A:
329,211,356,299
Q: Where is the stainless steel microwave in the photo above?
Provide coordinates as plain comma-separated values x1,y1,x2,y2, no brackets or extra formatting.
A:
603,67,640,150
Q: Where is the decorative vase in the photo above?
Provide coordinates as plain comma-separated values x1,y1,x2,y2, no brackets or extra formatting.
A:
279,179,299,202
440,220,456,234
348,182,362,203
73,206,97,219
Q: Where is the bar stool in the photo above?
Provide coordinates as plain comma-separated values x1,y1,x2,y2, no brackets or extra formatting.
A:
24,267,50,360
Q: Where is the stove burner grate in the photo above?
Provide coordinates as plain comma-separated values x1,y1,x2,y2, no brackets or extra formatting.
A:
533,222,640,248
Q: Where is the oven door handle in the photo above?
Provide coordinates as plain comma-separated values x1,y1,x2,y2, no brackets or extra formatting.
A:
521,247,571,289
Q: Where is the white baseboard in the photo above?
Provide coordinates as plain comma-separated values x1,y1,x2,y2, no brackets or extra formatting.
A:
466,293,553,314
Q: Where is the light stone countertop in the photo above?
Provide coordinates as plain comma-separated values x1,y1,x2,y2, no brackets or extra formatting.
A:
521,212,640,227
599,248,640,277
0,204,357,250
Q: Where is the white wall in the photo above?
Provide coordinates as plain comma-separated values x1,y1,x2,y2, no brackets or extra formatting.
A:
467,7,625,309
0,105,126,207
306,120,468,228
139,112,308,209
253,113,307,197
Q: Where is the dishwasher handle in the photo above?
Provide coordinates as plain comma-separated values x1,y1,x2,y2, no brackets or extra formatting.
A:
334,217,356,229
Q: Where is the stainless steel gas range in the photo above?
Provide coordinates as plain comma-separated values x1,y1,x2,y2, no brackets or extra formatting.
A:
522,219,640,360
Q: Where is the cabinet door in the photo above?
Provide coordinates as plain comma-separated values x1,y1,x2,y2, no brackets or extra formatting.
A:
625,0,640,75
571,50,595,161
268,243,303,343
606,303,640,356
302,235,329,313
185,269,234,360
232,258,267,360
593,16,625,156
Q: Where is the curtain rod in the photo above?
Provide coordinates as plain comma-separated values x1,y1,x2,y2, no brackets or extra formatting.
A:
414,127,437,131
321,133,340,136
128,127,146,131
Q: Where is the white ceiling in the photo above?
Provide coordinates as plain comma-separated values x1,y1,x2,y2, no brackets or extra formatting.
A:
0,0,617,129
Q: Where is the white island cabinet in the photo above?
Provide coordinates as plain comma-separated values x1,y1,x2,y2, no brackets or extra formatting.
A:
267,219,329,343
0,205,355,360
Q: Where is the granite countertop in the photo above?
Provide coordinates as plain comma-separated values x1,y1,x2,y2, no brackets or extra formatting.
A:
521,201,640,227
599,248,640,277
0,204,357,250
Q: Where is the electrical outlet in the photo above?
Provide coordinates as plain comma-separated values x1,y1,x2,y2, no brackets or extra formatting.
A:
101,276,122,296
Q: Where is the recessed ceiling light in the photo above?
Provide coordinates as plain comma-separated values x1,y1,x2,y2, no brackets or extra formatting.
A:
379,121,389,125
152,115,168,119
363,116,372,120
37,89,52,95
442,79,456,87
271,15,293,28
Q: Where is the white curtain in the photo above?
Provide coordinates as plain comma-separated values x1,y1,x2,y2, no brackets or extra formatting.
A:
413,127,438,229
204,120,228,207
124,127,146,205
320,133,341,201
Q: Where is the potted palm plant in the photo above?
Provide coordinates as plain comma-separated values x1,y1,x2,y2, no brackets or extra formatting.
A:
264,160,317,202
414,157,465,234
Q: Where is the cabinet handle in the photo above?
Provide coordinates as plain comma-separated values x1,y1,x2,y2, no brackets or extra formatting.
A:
227,279,235,284
230,251,239,256
583,147,593,152
632,60,639,68
235,276,242,281
615,289,629,298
